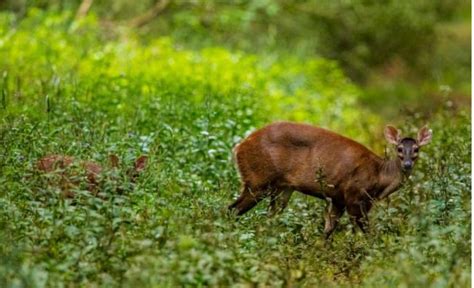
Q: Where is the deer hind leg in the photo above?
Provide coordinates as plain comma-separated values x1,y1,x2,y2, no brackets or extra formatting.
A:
324,198,345,239
268,190,293,216
228,185,267,216
228,184,249,211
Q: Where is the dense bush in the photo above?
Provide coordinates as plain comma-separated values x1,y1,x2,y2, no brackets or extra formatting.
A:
0,11,470,287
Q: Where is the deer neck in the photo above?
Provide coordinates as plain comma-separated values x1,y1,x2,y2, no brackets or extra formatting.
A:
376,157,405,200
380,158,403,183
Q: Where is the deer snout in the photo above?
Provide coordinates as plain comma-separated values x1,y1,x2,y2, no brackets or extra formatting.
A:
402,160,413,170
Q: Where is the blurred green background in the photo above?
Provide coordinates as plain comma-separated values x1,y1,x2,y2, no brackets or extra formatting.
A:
0,1,471,287
2,0,470,116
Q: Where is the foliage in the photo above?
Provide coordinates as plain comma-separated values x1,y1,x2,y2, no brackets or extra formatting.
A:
0,10,471,288
1,0,470,83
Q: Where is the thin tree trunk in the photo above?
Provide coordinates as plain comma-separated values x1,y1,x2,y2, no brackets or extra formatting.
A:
128,0,171,28
75,0,94,20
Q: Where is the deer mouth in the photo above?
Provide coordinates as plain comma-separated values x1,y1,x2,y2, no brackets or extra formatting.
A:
402,160,413,170
401,167,413,175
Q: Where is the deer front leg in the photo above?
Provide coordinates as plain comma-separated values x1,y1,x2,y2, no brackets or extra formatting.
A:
378,181,401,200
324,198,345,239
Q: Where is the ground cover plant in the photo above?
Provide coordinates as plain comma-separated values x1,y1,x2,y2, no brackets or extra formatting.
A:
0,9,471,287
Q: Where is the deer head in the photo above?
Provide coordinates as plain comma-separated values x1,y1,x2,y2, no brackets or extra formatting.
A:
384,125,432,172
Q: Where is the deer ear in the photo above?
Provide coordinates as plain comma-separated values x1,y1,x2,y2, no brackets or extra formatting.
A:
108,154,120,168
134,155,148,173
384,125,401,145
417,126,432,146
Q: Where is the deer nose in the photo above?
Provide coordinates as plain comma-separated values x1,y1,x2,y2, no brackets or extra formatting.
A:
403,161,413,170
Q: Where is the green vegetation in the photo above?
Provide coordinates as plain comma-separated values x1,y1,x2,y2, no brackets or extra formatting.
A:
0,3,471,287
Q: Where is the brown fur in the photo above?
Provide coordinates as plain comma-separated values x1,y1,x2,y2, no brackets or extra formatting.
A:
37,154,148,198
229,122,431,237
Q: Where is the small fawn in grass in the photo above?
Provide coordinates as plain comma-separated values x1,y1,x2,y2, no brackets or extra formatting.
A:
37,154,148,198
229,122,432,238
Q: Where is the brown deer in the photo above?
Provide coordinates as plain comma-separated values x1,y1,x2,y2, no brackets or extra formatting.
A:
228,122,432,237
37,154,148,198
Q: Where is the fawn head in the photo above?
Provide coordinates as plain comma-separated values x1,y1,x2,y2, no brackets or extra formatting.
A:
129,155,148,182
384,125,432,172
108,154,148,181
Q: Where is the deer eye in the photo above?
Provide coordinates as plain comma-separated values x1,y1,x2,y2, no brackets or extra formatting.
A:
397,147,403,153
414,148,419,153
